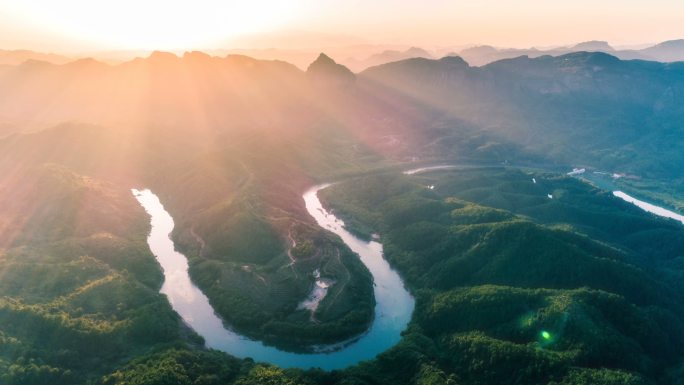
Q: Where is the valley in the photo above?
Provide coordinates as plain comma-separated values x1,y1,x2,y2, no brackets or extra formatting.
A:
131,185,413,369
0,48,683,384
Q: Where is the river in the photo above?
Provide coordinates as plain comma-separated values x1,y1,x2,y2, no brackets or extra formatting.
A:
132,184,414,370
613,191,684,224
133,166,682,370
404,165,684,226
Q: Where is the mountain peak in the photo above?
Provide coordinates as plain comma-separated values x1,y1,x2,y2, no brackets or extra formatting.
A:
572,40,614,52
148,51,179,62
311,53,336,66
640,39,684,62
571,51,620,64
461,45,498,55
183,51,212,61
405,47,431,57
307,53,355,86
19,59,53,67
438,55,469,67
652,39,684,48
62,57,108,70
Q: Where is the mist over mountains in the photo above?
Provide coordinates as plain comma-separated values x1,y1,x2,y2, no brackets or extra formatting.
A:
2,40,684,383
5,38,684,71
6,0,684,381
457,39,684,66
2,47,684,182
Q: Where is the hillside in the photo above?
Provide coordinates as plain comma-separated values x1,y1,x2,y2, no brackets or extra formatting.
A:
0,49,683,383
5,50,684,187
361,52,684,187
0,163,194,384
317,168,684,384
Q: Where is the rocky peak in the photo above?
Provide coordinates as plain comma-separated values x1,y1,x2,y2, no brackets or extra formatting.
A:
306,53,355,87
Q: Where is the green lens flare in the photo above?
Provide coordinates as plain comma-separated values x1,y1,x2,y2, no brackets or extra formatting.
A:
541,331,551,340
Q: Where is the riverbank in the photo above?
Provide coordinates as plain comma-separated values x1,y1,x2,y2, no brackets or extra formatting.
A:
133,184,414,369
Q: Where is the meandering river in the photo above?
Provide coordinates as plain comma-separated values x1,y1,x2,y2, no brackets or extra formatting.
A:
133,166,682,370
132,184,414,370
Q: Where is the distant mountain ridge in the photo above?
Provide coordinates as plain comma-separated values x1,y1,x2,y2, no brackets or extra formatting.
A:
343,47,433,72
2,49,684,183
640,39,684,62
0,50,306,133
3,45,684,384
458,39,684,65
361,50,684,181
0,49,72,66
571,40,615,51
3,37,684,72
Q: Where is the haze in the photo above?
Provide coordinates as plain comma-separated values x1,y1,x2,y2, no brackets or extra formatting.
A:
2,0,684,53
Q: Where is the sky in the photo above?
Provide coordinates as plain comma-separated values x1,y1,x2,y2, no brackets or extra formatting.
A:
1,0,683,53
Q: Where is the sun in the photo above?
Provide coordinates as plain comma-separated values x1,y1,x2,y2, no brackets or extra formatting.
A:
5,1,302,51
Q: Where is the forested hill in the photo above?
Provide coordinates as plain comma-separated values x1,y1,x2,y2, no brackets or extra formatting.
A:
361,52,684,182
318,168,684,384
0,49,684,383
2,50,684,185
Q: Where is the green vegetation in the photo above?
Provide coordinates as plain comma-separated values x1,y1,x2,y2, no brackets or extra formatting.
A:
101,349,244,385
315,168,684,384
0,115,383,374
362,53,684,188
3,145,683,384
0,164,197,384
144,130,380,349
2,51,684,384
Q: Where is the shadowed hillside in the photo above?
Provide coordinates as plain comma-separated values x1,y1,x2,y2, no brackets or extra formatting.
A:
1,49,684,383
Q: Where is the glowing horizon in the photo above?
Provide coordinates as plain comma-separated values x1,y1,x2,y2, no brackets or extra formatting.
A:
0,1,304,52
1,1,684,53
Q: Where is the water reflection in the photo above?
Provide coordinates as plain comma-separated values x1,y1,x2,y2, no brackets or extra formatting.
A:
132,186,414,369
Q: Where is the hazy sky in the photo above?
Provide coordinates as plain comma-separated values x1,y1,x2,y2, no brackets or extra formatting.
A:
1,0,683,53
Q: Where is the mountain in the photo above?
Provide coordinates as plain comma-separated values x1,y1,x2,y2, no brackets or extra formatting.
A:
571,40,614,51
458,45,549,66
319,168,684,385
641,39,684,62
0,49,72,65
0,51,384,355
0,161,190,384
3,49,684,182
0,51,307,134
4,49,684,183
344,46,433,72
217,47,320,69
456,39,684,66
362,51,684,182
2,48,684,383
458,42,624,67
306,53,355,86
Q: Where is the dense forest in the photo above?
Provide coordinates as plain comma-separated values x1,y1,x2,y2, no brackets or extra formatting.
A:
3,164,683,384
317,168,684,384
1,50,684,383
